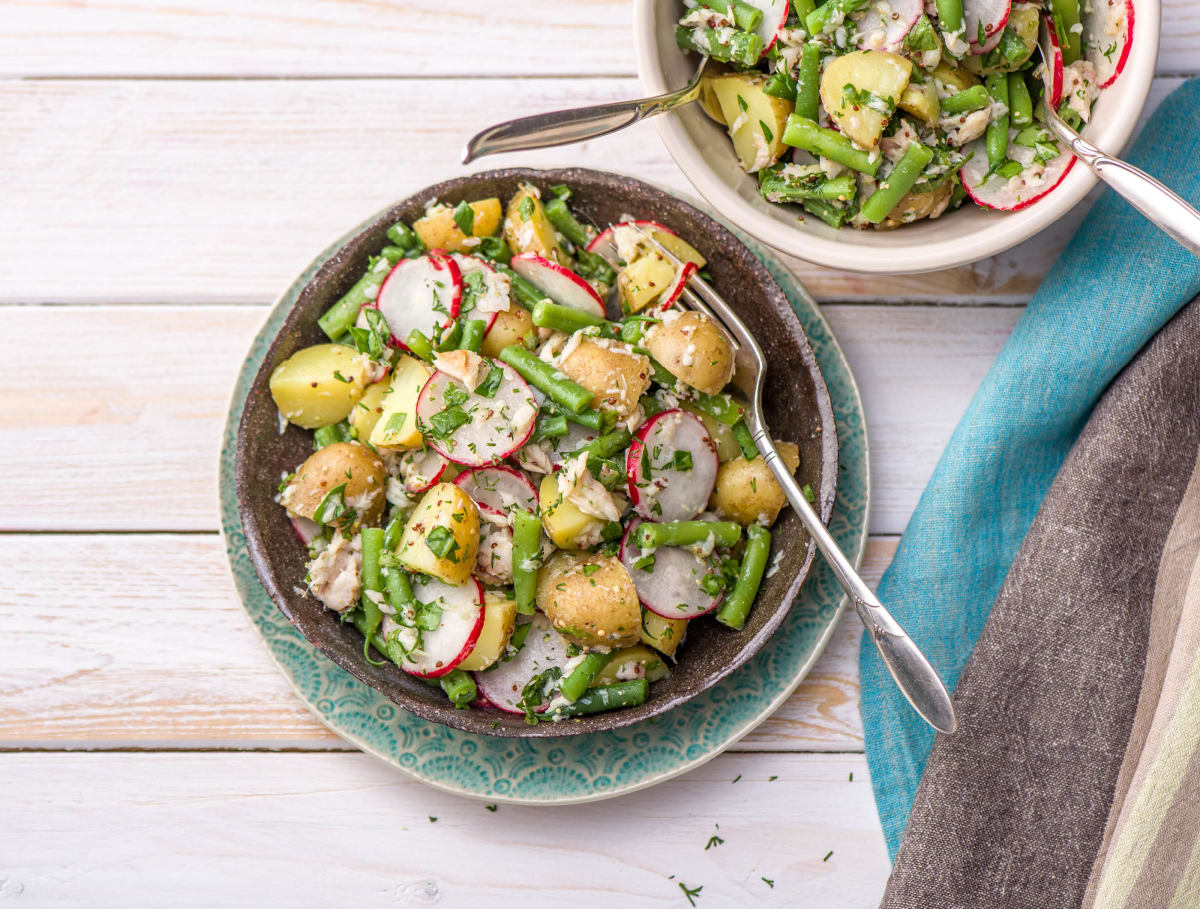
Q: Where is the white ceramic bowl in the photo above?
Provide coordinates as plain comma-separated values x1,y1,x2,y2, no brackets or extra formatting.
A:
633,0,1159,274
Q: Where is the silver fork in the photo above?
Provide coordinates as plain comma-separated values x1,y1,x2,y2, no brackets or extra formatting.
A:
630,227,957,733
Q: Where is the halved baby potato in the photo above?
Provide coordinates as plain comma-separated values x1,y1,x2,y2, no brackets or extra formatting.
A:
820,50,913,149
617,251,677,314
368,355,432,450
413,198,502,252
706,72,793,173
349,379,390,441
898,80,940,126
593,644,671,685
480,305,535,359
559,337,651,417
456,591,517,672
269,343,371,429
281,441,387,529
641,609,687,660
503,184,565,264
539,474,605,550
395,482,480,585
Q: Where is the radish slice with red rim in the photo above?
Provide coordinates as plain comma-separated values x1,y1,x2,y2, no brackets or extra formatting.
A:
586,220,680,264
450,253,503,334
289,515,321,546
853,0,923,50
473,612,570,715
654,261,697,313
619,518,723,620
391,576,485,679
1039,18,1066,107
960,134,1076,211
742,0,789,57
453,464,539,519
397,446,448,495
543,420,601,469
510,253,605,318
415,360,539,467
1084,0,1133,88
373,252,462,349
627,409,719,522
965,0,1011,53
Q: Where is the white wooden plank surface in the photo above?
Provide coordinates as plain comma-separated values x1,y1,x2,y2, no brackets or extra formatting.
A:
0,304,1015,534
0,752,890,907
0,77,1181,307
0,533,895,751
5,0,1197,77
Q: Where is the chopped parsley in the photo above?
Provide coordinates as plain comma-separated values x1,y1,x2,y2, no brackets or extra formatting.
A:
518,195,536,221
452,200,475,237
671,450,693,471
633,554,656,573
679,882,703,906
425,526,461,562
704,834,724,850
383,411,408,435
761,877,774,888
475,365,504,399
426,406,470,439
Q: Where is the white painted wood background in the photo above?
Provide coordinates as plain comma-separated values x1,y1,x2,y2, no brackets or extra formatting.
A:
0,2,1193,906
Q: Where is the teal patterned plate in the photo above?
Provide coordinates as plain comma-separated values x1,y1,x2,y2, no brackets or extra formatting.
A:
218,215,869,805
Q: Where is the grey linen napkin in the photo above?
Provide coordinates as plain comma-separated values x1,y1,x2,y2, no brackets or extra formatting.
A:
880,296,1200,908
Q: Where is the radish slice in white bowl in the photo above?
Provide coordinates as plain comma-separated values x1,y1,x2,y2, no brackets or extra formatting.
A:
390,576,485,678
1039,18,1066,107
1084,0,1133,88
415,359,539,467
961,135,1077,211
453,464,539,520
510,253,605,318
474,611,570,714
374,252,462,349
627,409,719,522
853,0,922,51
966,0,1011,53
397,446,448,495
619,518,723,620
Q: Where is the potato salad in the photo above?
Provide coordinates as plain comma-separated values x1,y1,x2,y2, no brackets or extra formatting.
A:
270,182,807,722
675,0,1132,227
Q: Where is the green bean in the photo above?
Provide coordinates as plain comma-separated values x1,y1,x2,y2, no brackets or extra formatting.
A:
763,70,797,101
984,73,1010,170
494,264,546,309
793,42,821,122
633,520,742,550
360,528,386,664
564,407,616,433
732,420,759,459
476,236,512,266
935,0,965,51
531,299,608,334
383,514,404,552
558,652,612,703
1047,0,1082,63
459,318,486,353
688,390,744,427
579,428,632,460
619,316,657,345
716,525,772,630
587,455,624,490
547,679,649,718
543,197,591,249
317,260,391,340
1007,72,1033,128
782,115,881,176
512,510,542,616
759,167,857,203
439,669,477,708
673,24,763,66
313,421,350,450
940,85,990,115
533,413,569,441
574,249,617,288
801,198,852,229
861,141,935,224
791,0,817,32
701,0,763,32
499,346,594,414
379,245,406,265
805,0,869,37
384,564,414,613
435,320,463,352
385,220,424,255
348,609,400,667
405,329,435,363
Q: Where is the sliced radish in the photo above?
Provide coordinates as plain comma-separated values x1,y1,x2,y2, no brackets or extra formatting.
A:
415,360,539,467
453,464,538,520
1084,0,1133,88
544,421,600,470
373,252,462,350
742,0,789,57
510,253,605,318
960,135,1077,211
390,576,485,679
853,0,923,51
587,220,680,264
474,612,570,714
654,261,698,313
627,409,719,522
1039,18,1066,107
397,446,448,495
966,0,1011,53
289,515,321,546
619,519,723,620
450,253,501,335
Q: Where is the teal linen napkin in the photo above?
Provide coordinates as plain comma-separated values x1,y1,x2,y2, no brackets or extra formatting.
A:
860,77,1200,859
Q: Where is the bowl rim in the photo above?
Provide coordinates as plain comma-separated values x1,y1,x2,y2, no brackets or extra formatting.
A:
233,166,840,737
632,0,1161,274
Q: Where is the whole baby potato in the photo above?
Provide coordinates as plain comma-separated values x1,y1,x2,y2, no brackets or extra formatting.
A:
270,343,371,429
709,442,801,527
281,441,387,529
559,337,650,417
536,551,641,649
643,310,735,396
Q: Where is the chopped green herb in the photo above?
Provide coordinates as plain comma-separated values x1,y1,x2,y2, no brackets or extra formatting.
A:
427,406,470,439
518,195,536,221
384,412,408,435
704,834,724,850
485,804,497,812
475,365,504,398
452,200,475,237
679,882,703,906
426,526,461,562
823,850,833,862
671,450,694,471
761,877,774,888
332,370,351,384
731,774,741,783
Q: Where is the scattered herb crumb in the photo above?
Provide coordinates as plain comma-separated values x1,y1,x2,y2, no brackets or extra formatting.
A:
429,816,438,823
679,882,703,906
731,774,742,784
849,772,854,782
823,850,834,862
705,834,724,851
485,804,497,812
769,775,778,781
762,877,775,888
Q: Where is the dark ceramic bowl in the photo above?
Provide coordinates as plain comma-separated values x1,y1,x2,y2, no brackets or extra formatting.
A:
236,167,838,737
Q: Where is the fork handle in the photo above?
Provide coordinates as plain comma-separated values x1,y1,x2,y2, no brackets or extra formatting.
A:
751,427,958,734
